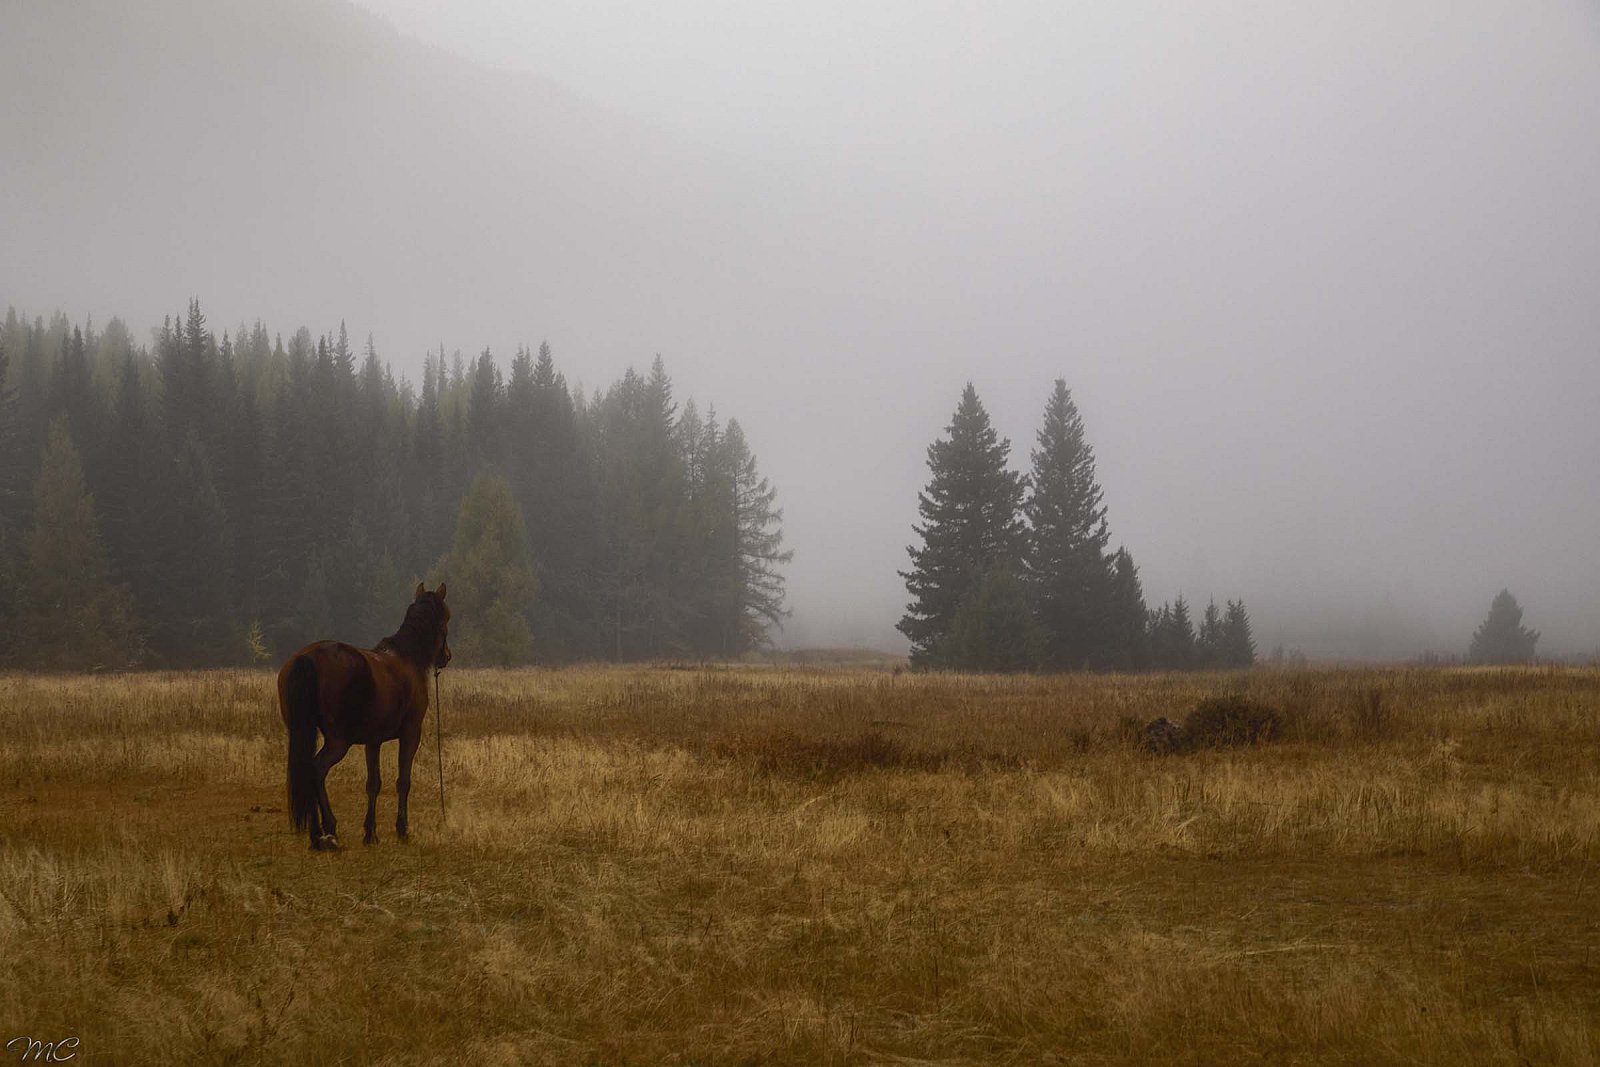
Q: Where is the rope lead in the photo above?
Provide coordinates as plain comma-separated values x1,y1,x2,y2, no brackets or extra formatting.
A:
435,669,446,829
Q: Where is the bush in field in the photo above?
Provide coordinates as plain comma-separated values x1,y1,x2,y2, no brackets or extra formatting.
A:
1138,717,1187,754
1183,696,1283,748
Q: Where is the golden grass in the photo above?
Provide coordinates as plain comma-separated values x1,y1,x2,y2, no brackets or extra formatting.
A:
2,665,1599,1064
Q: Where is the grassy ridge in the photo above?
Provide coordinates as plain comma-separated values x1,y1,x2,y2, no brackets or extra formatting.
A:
2,666,1598,1064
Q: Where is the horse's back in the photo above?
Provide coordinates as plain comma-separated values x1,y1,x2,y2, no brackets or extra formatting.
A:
277,642,418,744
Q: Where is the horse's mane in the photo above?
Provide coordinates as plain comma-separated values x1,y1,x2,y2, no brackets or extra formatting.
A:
376,598,444,664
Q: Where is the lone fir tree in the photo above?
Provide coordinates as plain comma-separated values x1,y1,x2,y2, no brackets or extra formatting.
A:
899,383,1027,668
1467,589,1539,664
1025,379,1114,669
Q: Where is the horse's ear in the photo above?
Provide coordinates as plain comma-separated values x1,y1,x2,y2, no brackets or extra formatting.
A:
436,583,447,600
415,581,426,599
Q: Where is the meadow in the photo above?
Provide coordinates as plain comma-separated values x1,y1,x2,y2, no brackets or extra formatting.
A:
2,664,1598,1065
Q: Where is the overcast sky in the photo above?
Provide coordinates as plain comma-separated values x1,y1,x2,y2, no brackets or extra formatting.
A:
6,0,1599,656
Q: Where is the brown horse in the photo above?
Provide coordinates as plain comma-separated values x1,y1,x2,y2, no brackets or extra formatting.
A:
278,583,451,850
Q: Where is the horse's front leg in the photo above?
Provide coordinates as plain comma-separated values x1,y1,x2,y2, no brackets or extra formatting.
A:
395,723,421,843
363,743,383,845
312,738,351,849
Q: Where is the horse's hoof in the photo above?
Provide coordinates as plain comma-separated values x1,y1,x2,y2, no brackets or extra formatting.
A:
319,833,342,851
363,832,377,846
396,831,410,844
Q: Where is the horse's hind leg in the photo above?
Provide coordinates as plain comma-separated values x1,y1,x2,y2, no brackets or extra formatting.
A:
312,738,351,849
363,743,382,845
395,723,421,842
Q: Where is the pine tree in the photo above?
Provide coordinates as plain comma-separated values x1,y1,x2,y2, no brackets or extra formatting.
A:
1104,547,1149,670
1221,599,1256,667
1467,589,1539,664
0,527,16,664
721,418,792,654
680,404,740,657
899,384,1027,668
49,326,99,465
1025,379,1113,669
431,472,537,666
1172,596,1197,668
333,320,355,377
0,341,23,537
467,347,501,469
0,341,19,658
1196,599,1223,668
1149,596,1197,670
591,360,688,658
156,432,235,663
505,342,593,660
946,561,1039,672
19,420,141,669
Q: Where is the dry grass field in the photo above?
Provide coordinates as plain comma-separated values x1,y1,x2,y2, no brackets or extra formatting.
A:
2,664,1599,1065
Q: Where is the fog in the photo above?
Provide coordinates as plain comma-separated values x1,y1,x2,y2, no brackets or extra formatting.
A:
4,0,1598,657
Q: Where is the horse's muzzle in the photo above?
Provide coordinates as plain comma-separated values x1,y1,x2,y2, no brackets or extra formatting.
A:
436,642,452,670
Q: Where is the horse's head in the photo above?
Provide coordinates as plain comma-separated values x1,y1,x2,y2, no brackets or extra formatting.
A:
409,582,452,670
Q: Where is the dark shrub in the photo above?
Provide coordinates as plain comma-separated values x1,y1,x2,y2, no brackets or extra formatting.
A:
1139,717,1187,755
1183,696,1283,748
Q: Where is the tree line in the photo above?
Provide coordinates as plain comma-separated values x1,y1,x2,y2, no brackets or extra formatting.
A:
899,381,1255,672
0,302,790,669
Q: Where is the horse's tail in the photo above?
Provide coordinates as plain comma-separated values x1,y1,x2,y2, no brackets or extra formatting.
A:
284,655,320,832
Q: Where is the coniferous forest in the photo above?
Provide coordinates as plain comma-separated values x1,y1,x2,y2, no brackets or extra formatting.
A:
900,381,1256,672
0,302,791,668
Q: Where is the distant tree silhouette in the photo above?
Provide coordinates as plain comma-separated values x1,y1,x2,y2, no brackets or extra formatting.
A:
1025,379,1113,669
1196,599,1224,668
1103,547,1149,670
899,383,1027,668
0,300,789,667
1467,589,1539,664
431,472,537,666
20,420,140,669
946,561,1039,672
1221,600,1256,668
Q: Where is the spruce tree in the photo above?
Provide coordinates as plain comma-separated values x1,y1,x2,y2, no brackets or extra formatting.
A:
722,418,792,654
467,347,501,469
946,562,1039,672
0,341,22,536
431,471,537,665
1025,379,1113,669
1104,547,1149,670
1221,599,1256,667
681,405,741,657
1149,596,1197,670
1467,589,1539,664
154,432,234,663
899,383,1027,668
511,342,594,661
1170,596,1196,668
19,420,141,669
1196,599,1223,668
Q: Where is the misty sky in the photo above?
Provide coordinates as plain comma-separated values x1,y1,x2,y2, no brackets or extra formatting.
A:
5,0,1599,656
